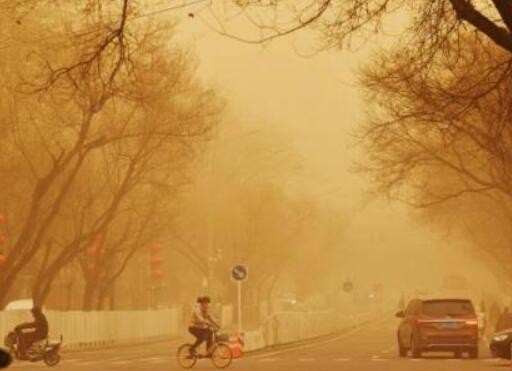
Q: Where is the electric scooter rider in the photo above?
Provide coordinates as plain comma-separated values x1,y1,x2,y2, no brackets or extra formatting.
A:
14,307,48,358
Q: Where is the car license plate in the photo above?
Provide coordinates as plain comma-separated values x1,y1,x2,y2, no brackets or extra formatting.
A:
438,322,460,329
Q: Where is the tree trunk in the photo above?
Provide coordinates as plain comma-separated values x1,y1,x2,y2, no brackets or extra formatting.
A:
82,281,98,311
109,284,116,310
66,281,74,310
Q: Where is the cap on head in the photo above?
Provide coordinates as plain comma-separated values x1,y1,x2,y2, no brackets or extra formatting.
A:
197,296,211,304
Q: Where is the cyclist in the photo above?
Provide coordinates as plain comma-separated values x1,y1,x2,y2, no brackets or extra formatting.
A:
188,296,219,356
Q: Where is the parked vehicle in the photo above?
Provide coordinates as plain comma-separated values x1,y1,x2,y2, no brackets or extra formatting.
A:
396,298,479,359
4,299,36,311
490,329,512,359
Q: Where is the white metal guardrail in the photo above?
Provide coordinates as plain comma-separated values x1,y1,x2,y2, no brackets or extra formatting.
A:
0,307,183,350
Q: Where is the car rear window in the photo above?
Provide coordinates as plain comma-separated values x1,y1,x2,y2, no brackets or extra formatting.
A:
421,300,475,316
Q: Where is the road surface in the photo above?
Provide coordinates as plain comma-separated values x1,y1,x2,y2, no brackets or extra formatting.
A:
10,319,509,370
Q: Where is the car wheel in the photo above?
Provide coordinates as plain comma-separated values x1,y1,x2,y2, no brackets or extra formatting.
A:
397,333,407,358
411,334,421,359
398,341,407,357
468,348,479,359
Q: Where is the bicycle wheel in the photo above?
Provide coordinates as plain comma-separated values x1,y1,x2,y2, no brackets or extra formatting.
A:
177,344,197,369
211,343,233,369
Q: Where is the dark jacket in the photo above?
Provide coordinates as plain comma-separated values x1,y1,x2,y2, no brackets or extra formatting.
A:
16,311,48,339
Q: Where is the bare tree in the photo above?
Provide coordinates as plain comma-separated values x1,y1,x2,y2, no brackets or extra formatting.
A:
0,1,222,308
358,33,512,205
198,1,512,54
357,32,512,275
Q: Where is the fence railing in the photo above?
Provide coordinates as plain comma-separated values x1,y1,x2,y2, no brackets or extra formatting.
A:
0,304,375,352
0,307,183,350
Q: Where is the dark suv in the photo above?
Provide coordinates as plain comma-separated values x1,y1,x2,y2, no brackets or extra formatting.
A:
396,298,479,359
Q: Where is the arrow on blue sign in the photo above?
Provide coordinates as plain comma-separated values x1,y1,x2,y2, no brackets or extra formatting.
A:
232,265,248,281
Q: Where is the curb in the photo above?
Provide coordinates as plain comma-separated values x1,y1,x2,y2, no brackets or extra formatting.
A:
61,335,184,354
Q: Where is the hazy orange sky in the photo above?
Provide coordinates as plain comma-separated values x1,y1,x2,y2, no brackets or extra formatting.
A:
173,14,503,296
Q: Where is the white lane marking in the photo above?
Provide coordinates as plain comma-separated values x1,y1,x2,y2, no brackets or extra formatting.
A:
483,358,502,362
334,358,350,362
371,357,386,361
69,360,100,366
111,360,132,365
103,356,135,362
298,358,315,362
144,357,168,363
250,325,367,359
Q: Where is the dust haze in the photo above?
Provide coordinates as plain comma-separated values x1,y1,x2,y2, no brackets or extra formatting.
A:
170,18,502,306
1,1,511,370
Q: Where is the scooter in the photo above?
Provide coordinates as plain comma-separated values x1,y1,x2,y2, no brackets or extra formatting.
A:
4,331,62,367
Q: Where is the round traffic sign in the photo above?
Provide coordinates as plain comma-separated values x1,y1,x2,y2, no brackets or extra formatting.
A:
342,280,354,293
232,265,248,281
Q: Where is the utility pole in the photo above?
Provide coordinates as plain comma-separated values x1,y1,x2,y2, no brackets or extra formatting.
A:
206,141,216,298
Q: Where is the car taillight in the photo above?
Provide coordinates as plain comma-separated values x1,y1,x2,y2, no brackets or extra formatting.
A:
416,319,433,326
465,320,478,326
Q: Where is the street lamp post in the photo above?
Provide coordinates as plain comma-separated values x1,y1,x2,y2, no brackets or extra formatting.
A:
207,248,222,301
0,212,7,277
148,242,165,309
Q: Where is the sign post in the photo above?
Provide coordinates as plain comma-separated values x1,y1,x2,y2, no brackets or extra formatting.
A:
232,264,248,334
237,280,242,334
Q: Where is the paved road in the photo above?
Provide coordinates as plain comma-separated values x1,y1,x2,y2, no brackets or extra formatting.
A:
9,319,510,370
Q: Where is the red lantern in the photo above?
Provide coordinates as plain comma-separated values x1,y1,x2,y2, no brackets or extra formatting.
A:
150,242,163,253
149,242,165,282
86,262,96,274
86,233,104,257
85,233,105,277
86,246,99,257
93,233,104,245
150,256,164,266
150,270,164,281
0,213,6,248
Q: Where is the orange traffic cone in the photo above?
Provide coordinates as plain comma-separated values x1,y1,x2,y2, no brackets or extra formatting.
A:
228,333,244,358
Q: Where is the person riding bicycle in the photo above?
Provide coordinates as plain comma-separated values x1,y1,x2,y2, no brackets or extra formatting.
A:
189,296,219,356
14,306,48,357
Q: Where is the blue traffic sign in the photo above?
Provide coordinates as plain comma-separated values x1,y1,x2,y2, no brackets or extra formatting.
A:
232,265,248,281
342,280,354,293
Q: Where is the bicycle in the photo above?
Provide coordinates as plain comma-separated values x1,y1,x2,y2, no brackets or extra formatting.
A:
177,326,233,369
